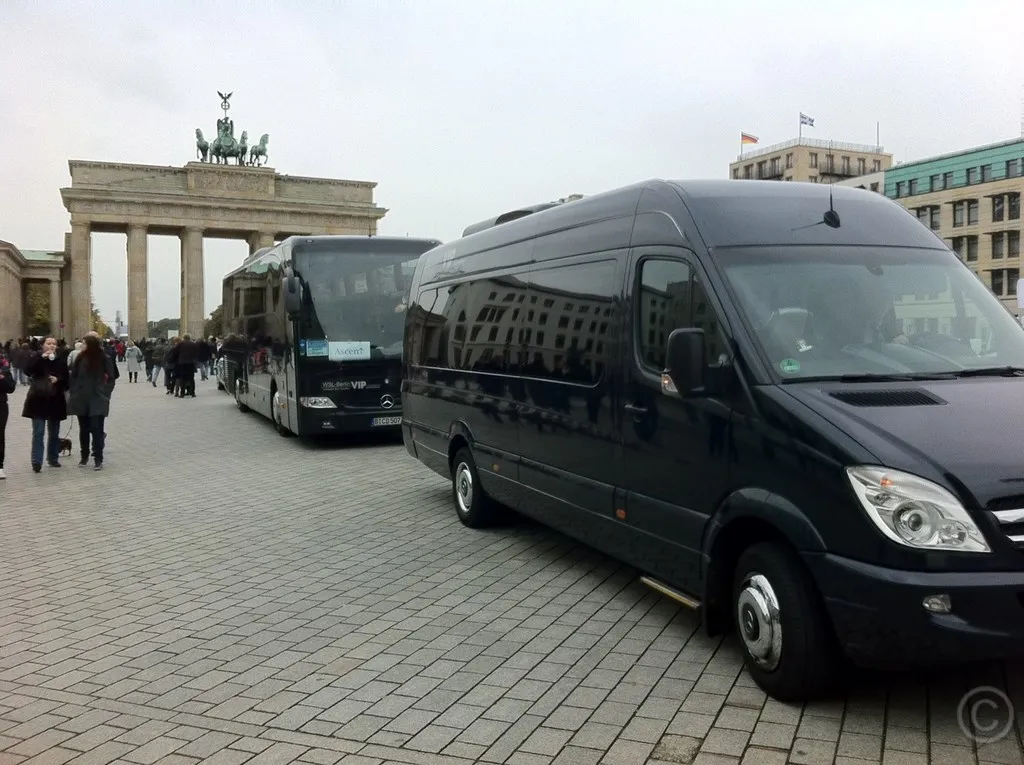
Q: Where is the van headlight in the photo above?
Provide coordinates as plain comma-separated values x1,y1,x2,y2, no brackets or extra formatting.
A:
846,466,990,553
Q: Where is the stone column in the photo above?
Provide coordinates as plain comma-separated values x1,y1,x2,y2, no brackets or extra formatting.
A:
179,227,205,338
126,225,148,339
248,231,275,255
61,232,73,336
49,278,62,337
69,222,92,340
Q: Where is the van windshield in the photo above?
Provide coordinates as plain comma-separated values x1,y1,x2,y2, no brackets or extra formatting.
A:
717,245,1024,381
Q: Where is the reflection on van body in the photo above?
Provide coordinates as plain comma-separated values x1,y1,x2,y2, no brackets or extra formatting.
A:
402,179,1024,701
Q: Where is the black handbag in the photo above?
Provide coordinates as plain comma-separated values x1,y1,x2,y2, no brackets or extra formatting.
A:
29,375,54,397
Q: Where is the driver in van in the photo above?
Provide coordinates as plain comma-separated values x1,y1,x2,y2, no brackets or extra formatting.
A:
810,276,909,350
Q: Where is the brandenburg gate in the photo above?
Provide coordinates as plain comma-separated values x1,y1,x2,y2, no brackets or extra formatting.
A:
59,93,387,340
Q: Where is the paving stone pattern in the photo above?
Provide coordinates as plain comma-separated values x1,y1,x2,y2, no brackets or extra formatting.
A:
1,369,1022,764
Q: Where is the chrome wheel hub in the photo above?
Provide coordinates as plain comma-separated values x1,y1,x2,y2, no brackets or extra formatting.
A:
455,463,473,515
736,573,782,671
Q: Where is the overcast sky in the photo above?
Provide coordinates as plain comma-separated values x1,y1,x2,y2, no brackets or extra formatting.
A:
2,0,1022,324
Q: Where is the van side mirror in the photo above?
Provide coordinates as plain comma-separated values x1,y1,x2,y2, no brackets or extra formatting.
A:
284,276,302,318
663,328,706,397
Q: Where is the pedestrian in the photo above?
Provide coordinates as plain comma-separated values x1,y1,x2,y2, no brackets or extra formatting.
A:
21,336,70,473
0,353,14,480
68,335,117,470
124,341,143,383
175,334,198,397
150,338,167,388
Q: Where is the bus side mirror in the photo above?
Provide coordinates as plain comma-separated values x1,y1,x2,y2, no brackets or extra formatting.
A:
663,328,706,397
284,276,301,318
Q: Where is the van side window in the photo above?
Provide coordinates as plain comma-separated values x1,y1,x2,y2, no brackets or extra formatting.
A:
522,260,617,385
638,259,729,370
449,277,526,372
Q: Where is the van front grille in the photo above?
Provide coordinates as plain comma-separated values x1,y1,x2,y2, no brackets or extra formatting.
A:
990,506,1024,548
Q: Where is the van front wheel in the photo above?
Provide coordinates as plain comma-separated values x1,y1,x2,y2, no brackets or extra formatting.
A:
732,542,837,701
451,448,497,528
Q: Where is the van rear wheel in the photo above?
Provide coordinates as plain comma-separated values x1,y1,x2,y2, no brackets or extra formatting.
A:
732,542,837,701
451,448,498,528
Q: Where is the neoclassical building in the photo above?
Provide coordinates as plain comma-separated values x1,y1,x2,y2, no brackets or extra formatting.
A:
0,239,70,342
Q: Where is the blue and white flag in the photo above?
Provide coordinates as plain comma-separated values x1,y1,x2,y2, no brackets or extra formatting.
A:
800,113,815,127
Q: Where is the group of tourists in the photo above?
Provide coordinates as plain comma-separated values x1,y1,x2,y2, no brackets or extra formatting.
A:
0,333,221,480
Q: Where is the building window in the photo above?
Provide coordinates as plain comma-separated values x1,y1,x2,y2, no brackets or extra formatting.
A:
1009,193,1020,220
952,201,964,227
1010,231,1021,258
872,159,881,172
810,152,818,168
993,195,1005,222
967,200,979,225
992,270,1004,295
908,179,918,195
1007,159,1020,178
858,158,866,175
895,181,905,197
990,269,1017,296
966,236,979,261
966,167,977,185
992,232,1004,259
785,153,793,169
981,164,992,182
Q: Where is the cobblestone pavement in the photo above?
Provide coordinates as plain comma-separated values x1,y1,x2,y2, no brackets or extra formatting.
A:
2,368,1023,765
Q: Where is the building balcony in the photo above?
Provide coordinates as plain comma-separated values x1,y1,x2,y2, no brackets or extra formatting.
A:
816,164,861,178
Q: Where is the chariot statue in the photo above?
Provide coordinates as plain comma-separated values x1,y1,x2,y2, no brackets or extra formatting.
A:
194,91,269,167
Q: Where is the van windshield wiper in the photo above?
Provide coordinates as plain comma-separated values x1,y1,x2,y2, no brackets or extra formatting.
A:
953,366,1024,378
787,372,957,383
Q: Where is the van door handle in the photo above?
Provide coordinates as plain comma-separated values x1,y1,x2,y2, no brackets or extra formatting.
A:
624,402,648,415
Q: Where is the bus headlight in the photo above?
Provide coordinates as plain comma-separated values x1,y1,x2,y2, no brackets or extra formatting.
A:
846,466,990,553
299,396,336,409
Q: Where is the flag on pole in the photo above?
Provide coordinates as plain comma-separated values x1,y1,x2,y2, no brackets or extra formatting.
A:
799,113,815,127
741,132,759,145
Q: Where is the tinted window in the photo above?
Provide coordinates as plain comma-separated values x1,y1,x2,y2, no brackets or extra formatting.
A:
446,275,527,372
521,260,616,385
637,259,728,370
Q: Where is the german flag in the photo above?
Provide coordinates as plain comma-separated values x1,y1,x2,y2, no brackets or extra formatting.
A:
741,133,759,145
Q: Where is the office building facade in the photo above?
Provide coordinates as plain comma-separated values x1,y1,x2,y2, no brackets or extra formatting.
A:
729,137,893,184
884,138,1024,314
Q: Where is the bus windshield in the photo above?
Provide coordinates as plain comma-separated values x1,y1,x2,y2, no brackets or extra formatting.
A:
717,245,1024,381
295,246,418,360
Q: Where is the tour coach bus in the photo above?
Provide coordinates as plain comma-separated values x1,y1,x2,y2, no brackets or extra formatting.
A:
401,179,1024,700
221,234,441,436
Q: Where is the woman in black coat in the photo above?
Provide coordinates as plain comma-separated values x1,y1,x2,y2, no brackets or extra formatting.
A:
69,335,117,470
21,336,70,472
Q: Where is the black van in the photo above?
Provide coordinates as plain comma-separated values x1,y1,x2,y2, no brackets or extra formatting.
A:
400,179,1024,700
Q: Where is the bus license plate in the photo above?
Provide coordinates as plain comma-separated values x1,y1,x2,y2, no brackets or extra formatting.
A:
371,416,402,427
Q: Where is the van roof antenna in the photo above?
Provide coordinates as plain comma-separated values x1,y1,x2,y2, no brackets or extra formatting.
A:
823,140,840,229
